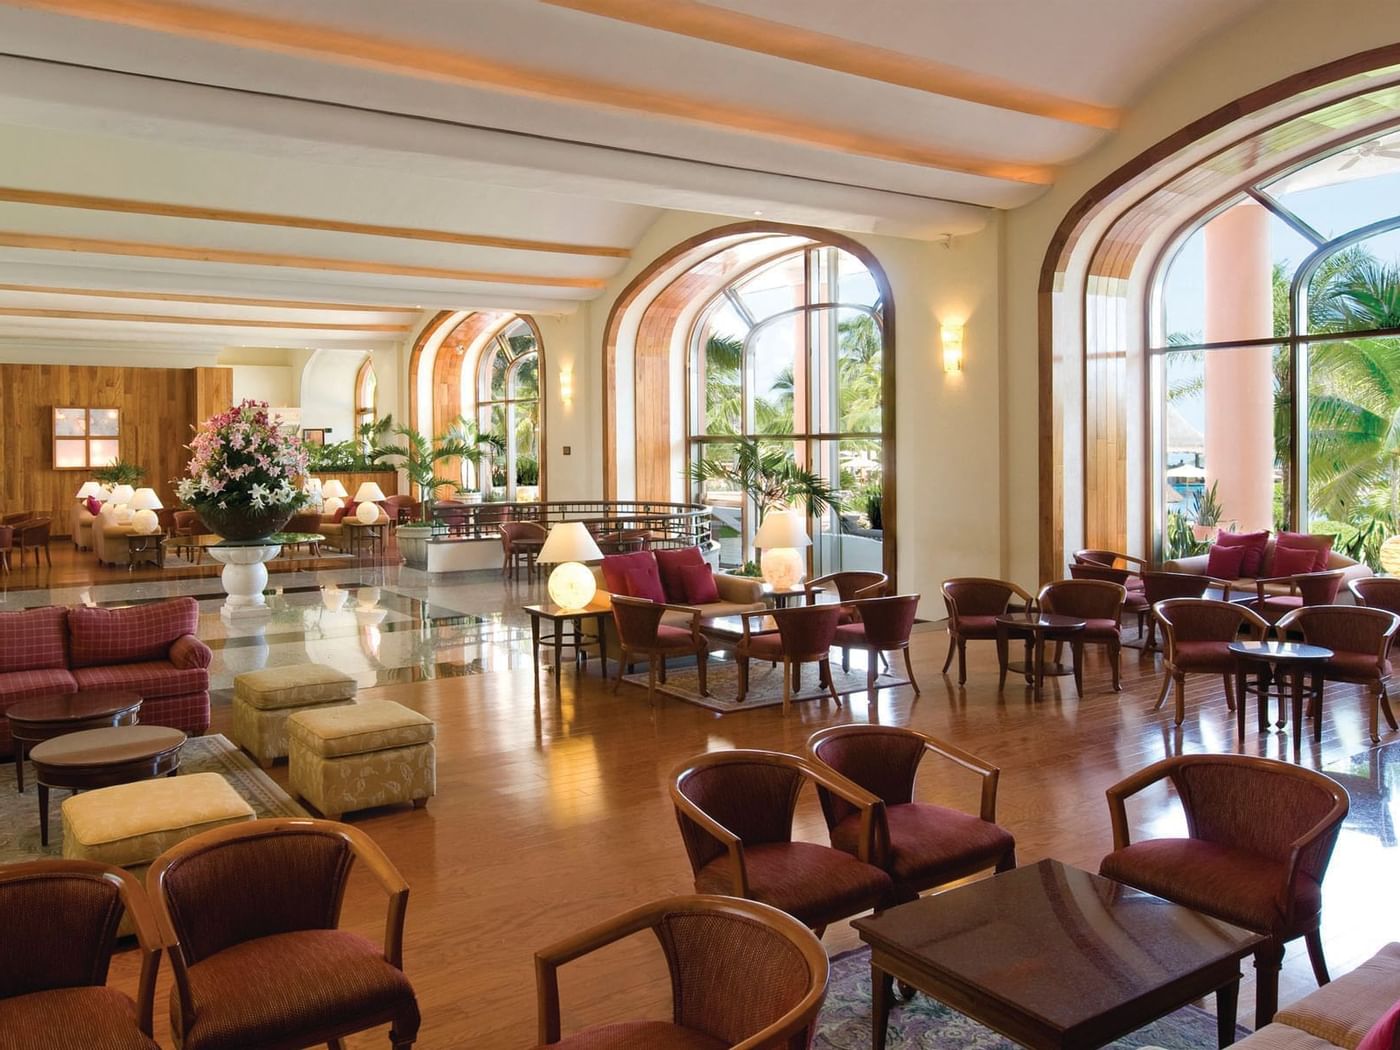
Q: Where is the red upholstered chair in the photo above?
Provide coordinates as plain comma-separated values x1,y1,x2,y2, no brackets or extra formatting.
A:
1254,569,1346,624
610,595,709,702
148,818,421,1050
500,521,547,579
381,494,420,524
15,517,52,569
533,895,828,1050
1068,561,1150,640
804,571,888,628
1138,571,1222,650
733,605,844,713
670,749,894,932
1073,549,1150,574
1153,598,1269,727
832,594,920,706
1099,754,1349,1025
1352,576,1400,617
940,578,1035,685
1037,578,1128,691
808,726,1015,904
0,859,162,1049
1276,604,1400,745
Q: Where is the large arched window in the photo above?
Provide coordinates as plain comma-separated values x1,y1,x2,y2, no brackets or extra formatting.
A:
688,243,886,573
1154,125,1400,566
354,356,377,438
473,317,541,500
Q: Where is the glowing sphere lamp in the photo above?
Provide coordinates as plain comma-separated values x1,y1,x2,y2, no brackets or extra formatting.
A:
538,522,604,610
1380,535,1400,577
753,509,811,591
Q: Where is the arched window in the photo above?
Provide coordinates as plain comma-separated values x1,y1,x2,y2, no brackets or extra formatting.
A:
354,356,377,439
689,243,886,573
472,318,541,500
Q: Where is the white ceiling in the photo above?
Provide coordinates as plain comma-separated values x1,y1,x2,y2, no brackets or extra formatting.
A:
0,0,1271,353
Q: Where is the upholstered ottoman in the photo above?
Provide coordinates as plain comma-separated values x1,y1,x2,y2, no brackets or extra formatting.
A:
287,700,435,820
232,664,359,768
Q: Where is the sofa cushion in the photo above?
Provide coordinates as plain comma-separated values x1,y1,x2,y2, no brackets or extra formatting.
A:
0,668,79,703
1272,544,1320,577
68,598,199,668
655,547,706,603
601,551,656,598
235,665,357,711
1277,943,1400,1048
680,563,720,605
0,606,69,673
288,700,434,759
72,661,208,699
1233,1026,1354,1049
61,773,253,867
625,567,667,604
1275,531,1334,573
1206,543,1248,580
1216,530,1270,577
694,840,892,927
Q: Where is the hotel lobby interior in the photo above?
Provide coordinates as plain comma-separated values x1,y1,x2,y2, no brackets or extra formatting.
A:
7,2,1400,1048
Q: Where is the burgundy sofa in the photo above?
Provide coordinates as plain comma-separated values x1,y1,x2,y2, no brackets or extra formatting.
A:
0,596,212,756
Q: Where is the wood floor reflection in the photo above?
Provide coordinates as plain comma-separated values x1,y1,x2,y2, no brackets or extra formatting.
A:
102,623,1398,1048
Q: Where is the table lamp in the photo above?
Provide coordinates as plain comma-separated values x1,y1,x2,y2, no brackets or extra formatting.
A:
353,481,387,524
538,522,604,610
109,484,136,524
129,487,163,534
74,481,102,500
321,479,348,516
752,509,811,590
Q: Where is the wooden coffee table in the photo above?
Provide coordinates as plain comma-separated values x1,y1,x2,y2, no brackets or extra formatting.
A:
1229,640,1333,753
854,859,1263,1050
995,612,1088,702
30,725,186,846
7,690,143,793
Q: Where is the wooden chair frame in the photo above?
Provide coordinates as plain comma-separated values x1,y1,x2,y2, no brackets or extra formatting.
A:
833,595,922,706
1073,549,1150,573
940,578,1036,685
611,595,709,702
733,607,842,713
148,817,416,1050
1152,598,1270,727
534,894,829,1049
1254,569,1346,622
1276,605,1400,744
1037,578,1127,692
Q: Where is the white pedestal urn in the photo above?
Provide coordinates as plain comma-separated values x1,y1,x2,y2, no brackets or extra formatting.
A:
397,525,433,570
207,542,283,625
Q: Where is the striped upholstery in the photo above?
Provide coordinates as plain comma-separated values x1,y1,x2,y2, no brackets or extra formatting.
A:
0,606,68,672
68,598,199,669
1275,943,1400,1047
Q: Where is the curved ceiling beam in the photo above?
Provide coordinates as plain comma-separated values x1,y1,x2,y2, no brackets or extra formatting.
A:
0,0,1053,185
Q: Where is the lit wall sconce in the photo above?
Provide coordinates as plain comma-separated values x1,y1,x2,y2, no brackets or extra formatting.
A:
559,365,574,406
941,323,964,373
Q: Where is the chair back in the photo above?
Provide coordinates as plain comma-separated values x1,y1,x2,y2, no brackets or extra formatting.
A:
610,594,667,647
1277,604,1400,660
1140,571,1212,604
476,504,512,526
172,510,201,536
19,518,51,543
941,577,1025,621
1068,562,1134,586
1351,576,1400,615
1038,578,1126,620
671,751,805,874
1293,569,1346,606
812,571,888,602
500,520,546,552
771,604,844,662
1154,598,1267,648
1074,549,1147,571
0,525,11,550
809,726,923,831
284,511,321,533
845,594,919,649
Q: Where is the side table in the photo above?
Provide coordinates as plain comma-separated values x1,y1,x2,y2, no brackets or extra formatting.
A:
125,533,166,569
995,612,1088,702
7,690,143,792
1229,640,1333,754
524,601,611,701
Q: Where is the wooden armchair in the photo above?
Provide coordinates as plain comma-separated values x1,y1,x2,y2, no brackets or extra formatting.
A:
1254,568,1345,623
15,517,52,569
148,817,420,1050
940,578,1035,685
809,725,1015,903
1138,570,1227,650
1276,604,1400,745
1100,754,1348,1025
833,594,921,706
670,749,894,932
804,570,888,620
1073,548,1150,573
1038,578,1127,692
533,895,828,1049
0,859,162,1048
1153,598,1269,727
610,594,709,702
1351,576,1400,616
733,604,844,713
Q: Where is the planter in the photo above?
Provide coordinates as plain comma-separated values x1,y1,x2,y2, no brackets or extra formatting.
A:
457,491,483,504
1191,523,1220,542
397,524,433,570
195,503,295,541
516,485,540,503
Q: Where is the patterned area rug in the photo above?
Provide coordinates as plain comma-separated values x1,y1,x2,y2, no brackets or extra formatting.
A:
622,661,910,713
0,733,306,862
816,947,1249,1048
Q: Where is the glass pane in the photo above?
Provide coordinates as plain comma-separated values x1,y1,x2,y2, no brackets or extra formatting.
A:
735,251,806,322
691,441,742,567
503,320,536,357
89,439,119,467
1307,334,1400,569
1263,128,1400,240
54,407,86,436
694,325,742,436
835,249,879,307
812,439,884,578
1162,345,1291,561
89,408,119,436
488,345,509,400
54,437,88,469
510,352,539,400
514,400,540,477
748,317,800,435
487,403,509,493
835,308,883,434
1305,232,1400,334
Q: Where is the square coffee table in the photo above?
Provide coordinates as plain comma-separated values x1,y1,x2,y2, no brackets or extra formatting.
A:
853,859,1263,1050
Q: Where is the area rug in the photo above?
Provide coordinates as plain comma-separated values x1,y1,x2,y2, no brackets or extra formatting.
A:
814,947,1250,1048
622,661,909,713
0,733,307,862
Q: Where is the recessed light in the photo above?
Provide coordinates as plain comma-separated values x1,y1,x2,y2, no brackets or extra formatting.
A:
752,210,764,217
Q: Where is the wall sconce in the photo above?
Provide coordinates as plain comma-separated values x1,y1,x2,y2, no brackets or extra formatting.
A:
559,365,574,406
941,323,964,373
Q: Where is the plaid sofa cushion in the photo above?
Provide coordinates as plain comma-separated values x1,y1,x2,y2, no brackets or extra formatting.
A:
68,597,200,669
0,606,69,673
72,661,208,698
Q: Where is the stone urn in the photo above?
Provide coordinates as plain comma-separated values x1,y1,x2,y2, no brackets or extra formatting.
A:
195,503,294,541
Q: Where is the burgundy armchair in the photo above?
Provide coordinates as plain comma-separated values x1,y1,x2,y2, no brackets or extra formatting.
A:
15,517,52,569
148,818,420,1050
1138,570,1223,650
1276,604,1400,745
1099,754,1349,1025
940,577,1034,685
0,859,162,1049
1073,549,1150,573
1255,569,1346,624
808,725,1015,903
610,594,709,702
833,594,920,707
1351,576,1400,616
1037,578,1128,692
733,605,844,713
1152,598,1269,727
670,749,894,932
532,895,828,1049
1068,561,1149,640
805,571,888,632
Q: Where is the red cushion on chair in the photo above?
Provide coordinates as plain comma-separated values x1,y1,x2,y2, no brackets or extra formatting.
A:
654,625,702,650
1172,640,1237,673
654,547,706,603
680,563,720,605
831,802,1014,888
693,841,892,929
1357,998,1400,1050
1205,543,1247,580
1272,544,1319,577
601,552,655,598
1214,531,1269,576
745,634,785,660
1277,531,1333,572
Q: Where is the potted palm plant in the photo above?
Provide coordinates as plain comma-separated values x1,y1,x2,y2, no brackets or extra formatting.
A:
687,439,841,524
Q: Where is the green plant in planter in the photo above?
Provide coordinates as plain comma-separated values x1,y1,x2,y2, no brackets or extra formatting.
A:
730,560,763,578
687,439,841,522
863,484,883,531
374,417,504,521
515,455,540,486
93,460,145,486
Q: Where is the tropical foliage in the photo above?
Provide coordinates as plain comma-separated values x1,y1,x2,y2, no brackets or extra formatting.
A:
93,460,145,486
374,417,504,519
688,438,841,522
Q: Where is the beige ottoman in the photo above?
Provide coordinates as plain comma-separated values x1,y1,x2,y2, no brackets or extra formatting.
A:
288,700,435,821
61,773,254,934
232,664,359,768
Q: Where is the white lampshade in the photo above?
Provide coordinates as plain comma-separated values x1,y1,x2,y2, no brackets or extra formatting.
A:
355,501,381,524
96,485,113,503
75,481,102,500
109,484,136,505
353,481,387,502
752,509,812,550
538,521,604,564
130,487,163,511
321,479,348,500
131,509,160,534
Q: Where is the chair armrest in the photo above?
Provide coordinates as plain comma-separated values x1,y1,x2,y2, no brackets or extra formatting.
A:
715,572,766,604
1203,575,1233,598
340,823,412,969
169,635,212,670
657,602,703,639
1104,758,1176,851
1255,576,1299,603
106,866,163,1037
922,736,1001,823
799,760,883,865
670,788,748,896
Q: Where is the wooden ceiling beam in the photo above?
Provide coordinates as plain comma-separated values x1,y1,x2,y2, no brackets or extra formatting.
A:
0,282,417,312
0,305,412,330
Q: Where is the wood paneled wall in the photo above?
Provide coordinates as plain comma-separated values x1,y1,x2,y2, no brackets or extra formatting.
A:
309,471,399,500
0,363,234,537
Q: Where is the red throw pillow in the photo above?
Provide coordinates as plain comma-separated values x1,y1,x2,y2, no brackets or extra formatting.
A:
654,547,705,603
624,567,667,604
1357,999,1400,1050
1214,530,1269,577
1272,544,1320,577
84,496,102,516
1276,531,1334,572
601,551,655,597
1205,543,1247,580
680,563,720,604
0,606,69,673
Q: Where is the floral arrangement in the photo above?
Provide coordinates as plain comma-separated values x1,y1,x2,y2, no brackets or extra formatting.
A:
177,400,309,514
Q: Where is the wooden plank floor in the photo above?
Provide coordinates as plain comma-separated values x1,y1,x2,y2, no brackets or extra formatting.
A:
96,619,1400,1048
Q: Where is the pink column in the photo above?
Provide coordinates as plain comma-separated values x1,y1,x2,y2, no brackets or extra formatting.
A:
1203,201,1274,533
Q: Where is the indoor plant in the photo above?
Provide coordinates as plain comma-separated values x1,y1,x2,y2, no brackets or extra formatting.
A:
176,400,310,540
93,460,145,487
374,417,504,523
687,439,841,523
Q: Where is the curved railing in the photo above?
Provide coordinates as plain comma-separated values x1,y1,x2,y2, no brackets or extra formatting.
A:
423,499,716,552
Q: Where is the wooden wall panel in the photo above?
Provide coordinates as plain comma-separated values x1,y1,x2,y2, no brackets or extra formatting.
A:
193,366,233,424
309,470,399,499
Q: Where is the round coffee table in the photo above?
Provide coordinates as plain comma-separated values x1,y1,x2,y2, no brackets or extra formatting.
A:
995,612,1088,702
30,725,186,846
7,690,143,793
1229,640,1333,751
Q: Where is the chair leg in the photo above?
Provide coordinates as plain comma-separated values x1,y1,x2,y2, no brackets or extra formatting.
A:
43,543,50,567
956,639,967,685
1304,928,1330,986
996,847,1017,872
658,657,667,684
782,657,792,714
842,645,850,673
1381,682,1398,732
1153,672,1172,711
942,632,956,673
867,655,878,707
613,647,628,694
1223,674,1236,712
1110,639,1122,691
328,1040,345,1049
1254,942,1284,1027
1368,683,1381,744
696,650,709,697
647,661,657,705
903,647,921,694
737,657,750,702
1174,674,1186,727
822,658,842,707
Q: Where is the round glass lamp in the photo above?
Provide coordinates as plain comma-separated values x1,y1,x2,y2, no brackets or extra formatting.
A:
538,522,604,610
1381,535,1400,577
355,501,381,524
131,509,160,534
753,509,812,591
